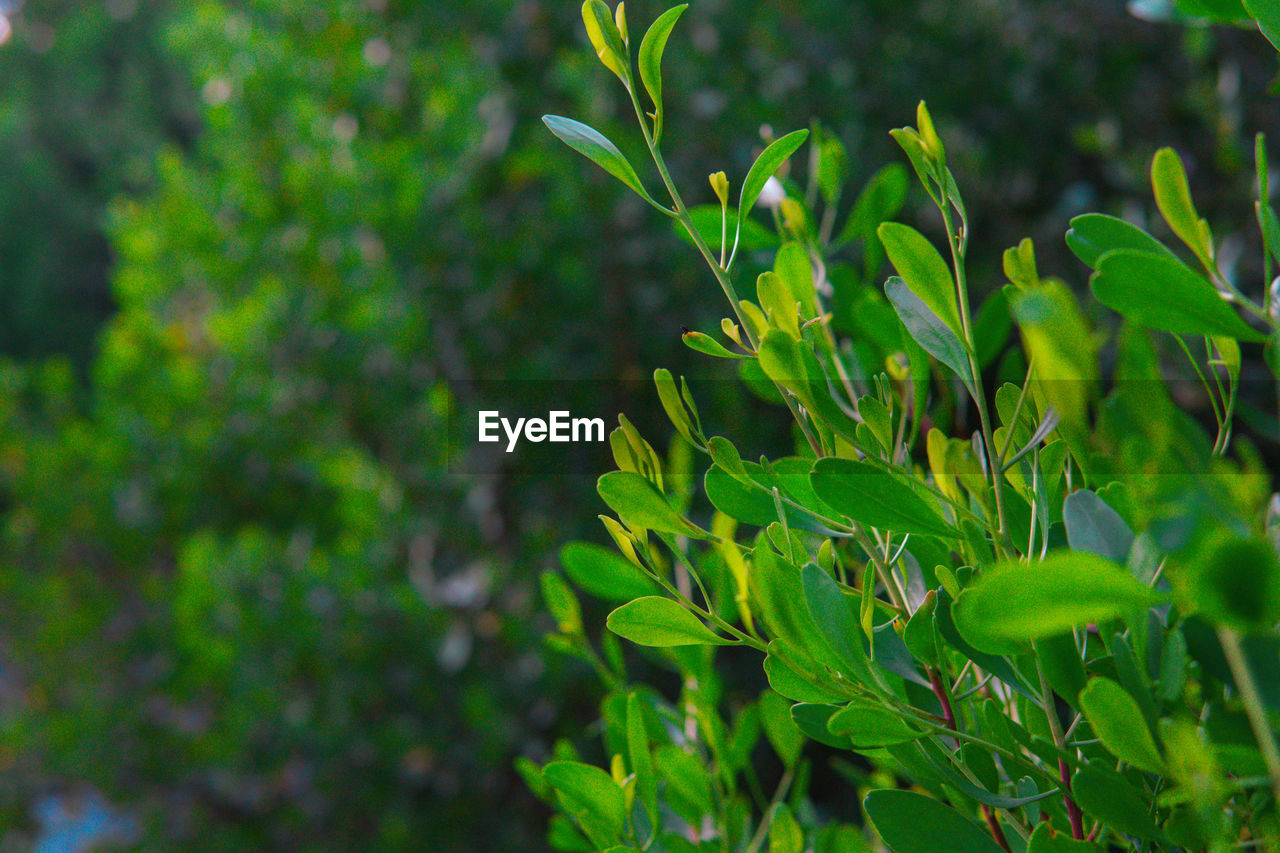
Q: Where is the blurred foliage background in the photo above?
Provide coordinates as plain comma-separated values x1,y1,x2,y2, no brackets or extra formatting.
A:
0,0,1274,848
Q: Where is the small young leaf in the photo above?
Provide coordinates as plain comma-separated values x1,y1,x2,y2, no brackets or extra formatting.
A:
543,115,670,214
541,571,583,634
878,222,962,333
637,5,688,142
810,457,955,538
739,130,810,223
1151,147,1213,266
864,789,1005,853
769,803,804,853
597,470,712,539
1090,249,1265,341
606,597,733,646
1079,677,1165,773
953,552,1158,653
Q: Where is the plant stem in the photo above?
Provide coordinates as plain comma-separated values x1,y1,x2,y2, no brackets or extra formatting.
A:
1034,645,1084,839
938,201,1014,557
1220,627,1280,808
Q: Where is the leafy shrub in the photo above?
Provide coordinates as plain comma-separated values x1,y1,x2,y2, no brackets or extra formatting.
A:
529,3,1280,850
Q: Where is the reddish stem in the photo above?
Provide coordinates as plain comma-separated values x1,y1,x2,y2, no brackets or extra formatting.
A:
982,805,1013,853
1060,758,1085,839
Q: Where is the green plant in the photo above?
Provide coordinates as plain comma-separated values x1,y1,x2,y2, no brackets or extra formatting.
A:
528,2,1280,850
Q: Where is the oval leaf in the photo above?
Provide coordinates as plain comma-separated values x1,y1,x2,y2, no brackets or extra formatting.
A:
1151,146,1211,264
864,789,1005,853
827,701,924,747
1090,249,1264,341
1063,489,1134,563
1065,212,1179,270
810,457,956,538
543,760,627,833
953,552,1158,653
606,597,733,646
1079,677,1165,774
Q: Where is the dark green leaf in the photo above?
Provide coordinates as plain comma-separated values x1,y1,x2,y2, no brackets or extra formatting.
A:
1062,489,1134,563
810,457,955,538
827,701,925,747
864,789,1004,853
1070,764,1163,840
1026,821,1102,852
1065,212,1179,270
1244,0,1280,53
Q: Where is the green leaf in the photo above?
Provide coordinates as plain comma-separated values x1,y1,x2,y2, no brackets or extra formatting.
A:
606,597,733,646
952,552,1158,654
543,760,627,835
1090,249,1264,341
1065,213,1179,270
1070,764,1163,840
542,115,670,214
864,789,1004,853
1062,489,1134,563
1151,147,1213,266
790,703,854,749
627,691,658,826
755,330,859,442
885,276,974,389
769,803,804,853
760,690,805,765
541,572,583,634
654,368,695,445
1244,0,1280,52
597,470,712,539
738,129,810,223
1181,535,1280,629
827,701,925,747
560,541,660,602
835,163,910,249
800,563,879,689
1035,632,1087,707
654,743,715,823
704,463,841,534
878,222,962,333
1079,677,1165,773
637,4,688,143
810,457,955,538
